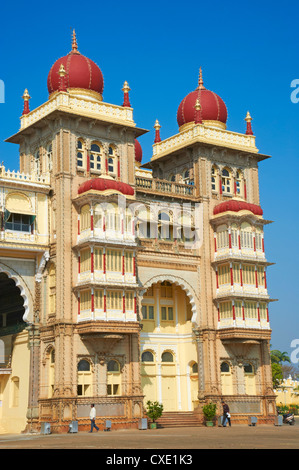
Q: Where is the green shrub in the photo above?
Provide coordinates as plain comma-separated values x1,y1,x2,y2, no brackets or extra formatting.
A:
202,403,217,421
146,400,164,423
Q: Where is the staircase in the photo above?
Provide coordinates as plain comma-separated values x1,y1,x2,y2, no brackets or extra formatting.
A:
156,411,201,428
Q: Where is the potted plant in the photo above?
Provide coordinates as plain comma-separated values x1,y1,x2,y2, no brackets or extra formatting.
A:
202,403,217,427
146,400,164,429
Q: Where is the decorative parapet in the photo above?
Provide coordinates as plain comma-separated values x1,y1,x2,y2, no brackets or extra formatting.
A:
152,123,258,160
0,165,50,186
135,176,196,199
19,92,135,131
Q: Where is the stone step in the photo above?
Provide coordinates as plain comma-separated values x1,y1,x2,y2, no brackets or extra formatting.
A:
156,411,201,428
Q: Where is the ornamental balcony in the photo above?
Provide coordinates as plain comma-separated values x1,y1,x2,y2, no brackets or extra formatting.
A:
215,283,269,301
77,227,136,247
214,246,266,262
77,270,137,288
135,176,197,200
217,316,270,332
77,306,137,324
0,229,49,249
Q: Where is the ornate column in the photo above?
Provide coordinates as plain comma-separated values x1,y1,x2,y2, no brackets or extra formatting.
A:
25,322,40,433
193,328,205,401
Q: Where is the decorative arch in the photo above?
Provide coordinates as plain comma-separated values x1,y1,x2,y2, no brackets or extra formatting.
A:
0,262,33,323
140,274,200,326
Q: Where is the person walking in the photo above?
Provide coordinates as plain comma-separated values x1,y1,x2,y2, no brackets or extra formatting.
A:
222,401,231,427
89,404,99,432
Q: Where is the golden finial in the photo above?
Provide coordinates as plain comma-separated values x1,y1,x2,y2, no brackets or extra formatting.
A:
245,111,252,122
154,119,161,130
58,64,67,77
22,88,31,101
122,81,131,93
72,29,78,52
195,98,201,111
198,67,205,90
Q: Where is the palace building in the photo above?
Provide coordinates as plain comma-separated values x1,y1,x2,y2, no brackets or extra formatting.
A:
0,32,277,433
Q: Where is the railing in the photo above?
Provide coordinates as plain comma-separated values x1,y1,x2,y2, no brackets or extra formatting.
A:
20,92,135,130
0,230,49,246
152,122,257,159
218,316,270,330
0,166,50,185
135,176,196,198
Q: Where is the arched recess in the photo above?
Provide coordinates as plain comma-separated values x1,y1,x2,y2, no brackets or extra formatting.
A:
139,274,200,326
0,262,33,323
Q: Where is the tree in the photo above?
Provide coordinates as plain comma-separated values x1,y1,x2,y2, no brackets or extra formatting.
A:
272,363,283,389
271,349,291,365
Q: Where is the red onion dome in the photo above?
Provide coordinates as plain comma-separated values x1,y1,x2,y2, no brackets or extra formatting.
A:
47,30,104,97
177,68,227,129
213,199,263,216
78,177,134,196
135,139,142,163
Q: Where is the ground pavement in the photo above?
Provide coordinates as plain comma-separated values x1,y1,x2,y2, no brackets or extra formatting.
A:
0,422,298,451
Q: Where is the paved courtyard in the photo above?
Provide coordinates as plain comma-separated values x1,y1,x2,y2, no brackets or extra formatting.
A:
0,423,298,450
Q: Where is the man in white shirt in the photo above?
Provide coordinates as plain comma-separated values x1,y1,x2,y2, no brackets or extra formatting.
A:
89,404,99,432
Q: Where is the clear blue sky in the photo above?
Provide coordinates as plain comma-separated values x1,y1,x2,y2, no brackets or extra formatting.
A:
0,0,298,360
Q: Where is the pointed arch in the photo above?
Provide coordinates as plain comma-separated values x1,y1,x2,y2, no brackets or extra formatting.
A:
0,262,33,323
140,274,200,326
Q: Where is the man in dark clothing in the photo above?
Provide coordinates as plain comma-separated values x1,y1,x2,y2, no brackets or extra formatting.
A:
222,401,231,427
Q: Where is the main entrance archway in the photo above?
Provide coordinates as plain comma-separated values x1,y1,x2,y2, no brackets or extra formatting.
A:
140,280,199,412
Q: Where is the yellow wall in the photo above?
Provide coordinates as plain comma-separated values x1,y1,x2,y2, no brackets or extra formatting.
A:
0,330,30,433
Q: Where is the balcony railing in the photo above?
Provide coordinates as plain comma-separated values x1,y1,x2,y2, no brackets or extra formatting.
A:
0,166,50,185
135,176,196,199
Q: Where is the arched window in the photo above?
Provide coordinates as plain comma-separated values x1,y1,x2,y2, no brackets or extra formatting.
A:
235,170,244,197
108,157,114,173
11,377,20,407
161,351,174,363
48,264,56,315
182,169,190,184
221,168,231,193
47,144,53,172
244,363,256,395
169,174,176,182
77,139,84,168
108,146,116,176
231,223,238,248
220,361,233,395
158,211,173,240
94,204,104,230
142,351,154,362
211,165,219,192
107,360,121,396
48,349,55,398
80,248,91,273
240,222,253,249
192,362,198,374
106,203,120,232
77,359,92,396
160,281,172,298
90,142,102,172
216,224,229,250
220,362,230,373
34,150,40,175
80,205,91,232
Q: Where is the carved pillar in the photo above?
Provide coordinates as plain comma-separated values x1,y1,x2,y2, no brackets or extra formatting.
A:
25,323,40,433
194,328,205,401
